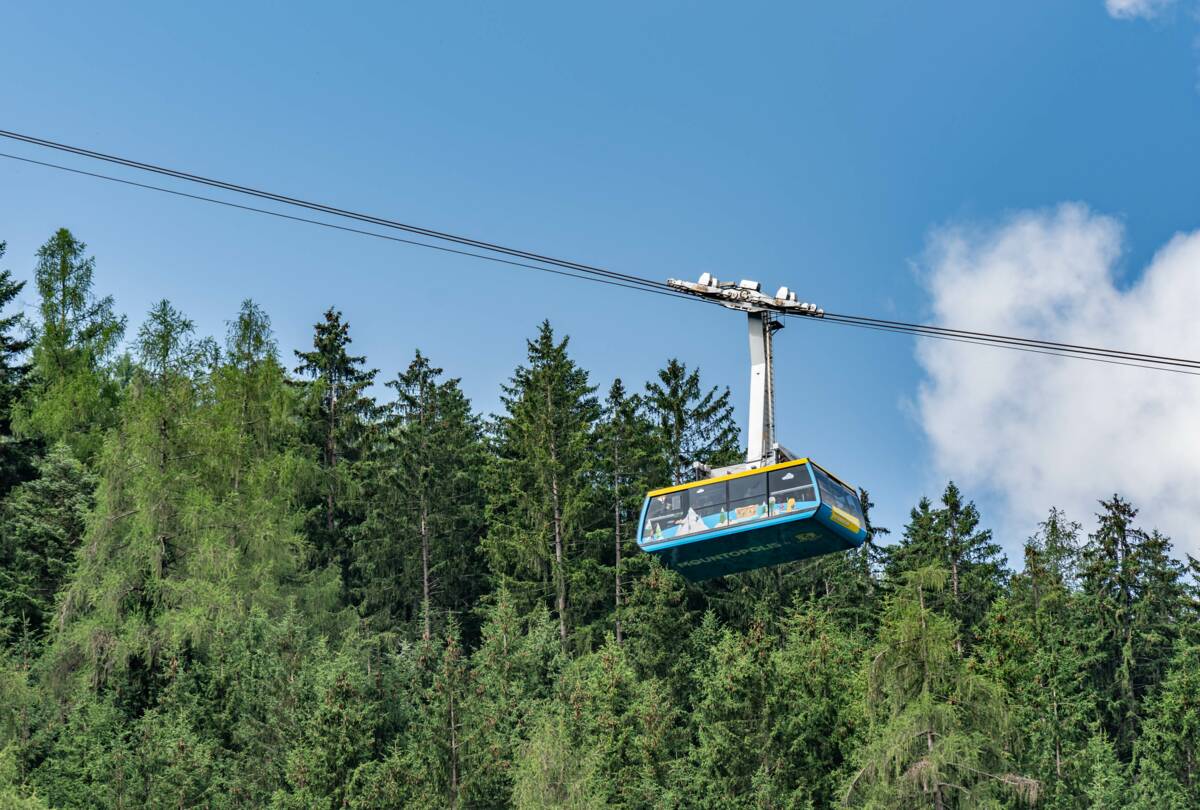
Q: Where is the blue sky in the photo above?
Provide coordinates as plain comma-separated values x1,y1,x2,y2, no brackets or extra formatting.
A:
2,1,1199,560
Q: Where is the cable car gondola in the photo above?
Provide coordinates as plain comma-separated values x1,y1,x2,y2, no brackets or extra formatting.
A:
637,273,868,581
638,457,866,581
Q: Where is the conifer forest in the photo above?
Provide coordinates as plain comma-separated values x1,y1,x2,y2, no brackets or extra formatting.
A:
1,228,1198,809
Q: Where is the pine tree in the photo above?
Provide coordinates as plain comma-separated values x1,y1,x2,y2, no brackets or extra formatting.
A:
14,229,125,462
0,443,94,645
294,307,378,590
484,321,600,651
643,358,740,484
0,242,36,498
354,351,484,641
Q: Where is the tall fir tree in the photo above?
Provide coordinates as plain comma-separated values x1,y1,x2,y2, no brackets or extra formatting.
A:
593,379,663,645
14,229,125,463
1078,495,1185,761
484,321,600,651
355,351,485,640
643,358,740,485
884,482,1008,652
978,509,1097,808
294,307,378,592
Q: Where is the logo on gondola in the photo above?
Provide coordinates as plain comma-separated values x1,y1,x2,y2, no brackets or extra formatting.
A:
675,542,783,568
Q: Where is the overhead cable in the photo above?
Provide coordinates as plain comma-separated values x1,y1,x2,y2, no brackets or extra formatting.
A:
2,129,1197,376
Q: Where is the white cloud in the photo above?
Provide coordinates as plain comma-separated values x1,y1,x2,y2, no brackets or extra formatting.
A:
916,204,1200,553
1105,0,1176,19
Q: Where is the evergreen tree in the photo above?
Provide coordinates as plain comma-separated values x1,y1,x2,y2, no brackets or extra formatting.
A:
0,242,36,498
484,321,600,651
594,379,663,645
0,443,94,645
14,229,125,462
1078,496,1185,761
53,300,321,696
643,358,740,484
846,566,1035,809
1131,641,1200,808
978,509,1096,808
355,351,484,641
461,588,560,808
294,307,378,590
884,483,1008,652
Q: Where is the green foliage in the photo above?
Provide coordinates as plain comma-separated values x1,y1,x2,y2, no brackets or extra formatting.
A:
13,229,125,462
0,443,94,644
484,321,601,652
847,566,1034,809
885,483,1008,652
294,307,378,591
0,242,36,499
0,232,1193,807
643,358,740,485
50,298,327,695
354,351,485,641
1079,496,1185,761
1130,642,1200,807
977,510,1096,808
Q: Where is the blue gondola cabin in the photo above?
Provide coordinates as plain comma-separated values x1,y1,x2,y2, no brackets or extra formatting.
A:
637,458,867,581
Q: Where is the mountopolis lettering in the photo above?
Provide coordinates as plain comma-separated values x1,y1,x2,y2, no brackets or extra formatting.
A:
675,542,783,568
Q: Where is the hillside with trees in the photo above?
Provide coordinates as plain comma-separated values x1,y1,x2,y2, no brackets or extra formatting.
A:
0,229,1197,808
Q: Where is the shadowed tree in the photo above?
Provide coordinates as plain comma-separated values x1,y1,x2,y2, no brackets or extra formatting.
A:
0,241,36,497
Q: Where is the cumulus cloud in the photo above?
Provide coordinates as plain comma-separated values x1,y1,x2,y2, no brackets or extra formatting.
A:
1105,0,1176,19
916,204,1200,553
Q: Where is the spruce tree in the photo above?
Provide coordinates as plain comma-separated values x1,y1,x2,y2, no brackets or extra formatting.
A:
294,307,378,590
484,321,600,651
462,588,560,808
1079,496,1185,761
0,443,94,645
594,379,663,644
355,351,484,640
978,509,1096,807
1131,641,1200,807
884,483,1008,652
643,358,740,484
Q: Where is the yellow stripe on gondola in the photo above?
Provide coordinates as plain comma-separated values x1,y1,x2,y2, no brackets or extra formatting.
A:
828,506,861,533
647,458,807,497
646,458,858,498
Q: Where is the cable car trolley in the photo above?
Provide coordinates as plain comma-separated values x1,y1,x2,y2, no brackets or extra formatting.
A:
637,274,868,581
